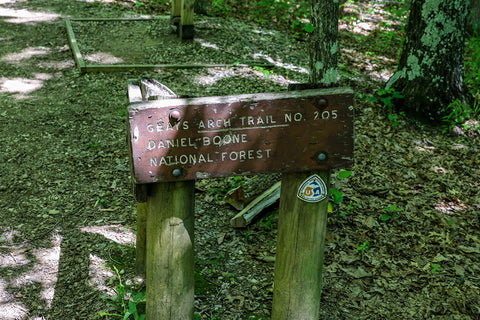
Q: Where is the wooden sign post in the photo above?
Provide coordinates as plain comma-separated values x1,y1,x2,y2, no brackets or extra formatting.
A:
171,0,194,39
127,80,354,319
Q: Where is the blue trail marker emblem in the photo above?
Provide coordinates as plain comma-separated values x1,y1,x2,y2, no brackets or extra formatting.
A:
297,174,327,203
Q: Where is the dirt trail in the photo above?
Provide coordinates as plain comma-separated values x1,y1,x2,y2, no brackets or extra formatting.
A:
0,1,479,319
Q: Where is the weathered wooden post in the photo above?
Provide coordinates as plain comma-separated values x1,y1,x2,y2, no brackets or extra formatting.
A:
171,0,194,39
127,80,354,319
128,80,195,319
146,180,195,319
271,170,330,319
270,84,343,319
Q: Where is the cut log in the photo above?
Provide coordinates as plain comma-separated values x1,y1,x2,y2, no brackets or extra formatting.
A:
224,174,280,210
230,181,281,228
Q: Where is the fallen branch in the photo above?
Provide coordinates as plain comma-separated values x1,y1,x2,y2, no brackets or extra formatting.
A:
230,181,281,228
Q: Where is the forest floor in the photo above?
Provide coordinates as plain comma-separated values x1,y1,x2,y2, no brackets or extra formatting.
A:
0,0,479,319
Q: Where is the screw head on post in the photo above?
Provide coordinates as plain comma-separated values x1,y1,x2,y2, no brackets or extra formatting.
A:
318,152,327,161
172,168,182,177
169,109,182,122
315,97,328,109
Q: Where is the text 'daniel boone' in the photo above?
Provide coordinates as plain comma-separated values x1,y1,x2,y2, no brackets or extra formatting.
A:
128,89,354,182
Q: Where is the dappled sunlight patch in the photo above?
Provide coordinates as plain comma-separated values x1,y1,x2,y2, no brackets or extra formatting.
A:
0,280,28,320
0,267,28,320
195,38,220,50
77,0,116,3
413,139,436,154
340,1,405,35
0,249,29,267
0,0,26,4
434,197,468,215
87,254,115,295
38,59,76,69
251,52,308,74
193,66,293,88
431,165,447,175
341,48,394,82
0,7,61,24
1,46,51,63
80,224,136,246
0,303,28,320
0,227,20,243
193,67,257,86
84,52,124,64
0,77,43,95
0,74,52,99
11,232,62,308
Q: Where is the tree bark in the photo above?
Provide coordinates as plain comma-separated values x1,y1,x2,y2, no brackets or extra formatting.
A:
194,0,208,15
386,0,472,121
467,0,480,35
309,0,339,84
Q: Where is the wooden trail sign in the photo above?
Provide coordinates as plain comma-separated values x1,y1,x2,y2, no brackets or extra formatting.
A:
128,88,354,183
127,80,354,320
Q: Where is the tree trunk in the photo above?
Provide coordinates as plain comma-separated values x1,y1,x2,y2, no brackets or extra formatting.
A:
386,0,472,121
309,0,339,84
467,0,480,35
194,0,208,15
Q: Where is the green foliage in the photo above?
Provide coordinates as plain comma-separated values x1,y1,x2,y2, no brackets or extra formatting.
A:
442,99,480,133
253,66,273,79
431,263,440,274
330,188,344,204
376,88,404,108
360,89,406,127
359,89,404,110
338,170,353,179
329,170,352,205
387,112,405,127
465,32,480,92
195,269,214,295
211,0,231,16
100,267,146,320
356,241,371,251
442,32,480,134
291,19,314,34
211,0,310,32
340,203,359,217
259,213,274,230
208,176,245,202
380,205,402,221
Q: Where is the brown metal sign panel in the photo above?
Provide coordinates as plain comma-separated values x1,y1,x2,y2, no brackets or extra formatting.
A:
128,88,354,183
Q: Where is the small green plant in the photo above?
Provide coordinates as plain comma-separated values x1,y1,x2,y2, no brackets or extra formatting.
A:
100,267,146,320
376,88,404,108
329,170,353,210
380,204,403,221
357,241,371,251
431,263,440,274
361,88,404,109
442,99,480,133
340,203,359,217
253,66,272,79
329,188,344,204
259,213,274,230
245,228,252,242
388,111,406,127
465,32,480,91
291,19,314,34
